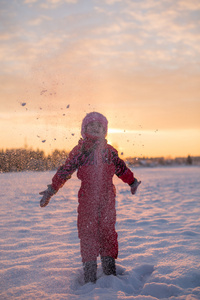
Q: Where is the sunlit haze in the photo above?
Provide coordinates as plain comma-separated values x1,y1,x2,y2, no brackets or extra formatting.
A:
0,0,200,158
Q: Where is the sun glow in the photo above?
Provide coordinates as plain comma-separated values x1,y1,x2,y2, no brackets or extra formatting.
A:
108,128,125,134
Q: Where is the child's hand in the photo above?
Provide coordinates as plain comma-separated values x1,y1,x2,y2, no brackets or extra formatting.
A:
39,184,56,207
130,178,141,195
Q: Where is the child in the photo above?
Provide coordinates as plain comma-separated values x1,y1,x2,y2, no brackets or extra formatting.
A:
39,112,141,283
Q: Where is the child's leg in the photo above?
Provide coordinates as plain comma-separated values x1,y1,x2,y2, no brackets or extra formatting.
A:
101,256,116,276
79,235,100,262
77,205,99,283
99,206,118,260
98,193,118,276
78,207,100,261
99,226,118,276
83,260,97,283
99,224,117,276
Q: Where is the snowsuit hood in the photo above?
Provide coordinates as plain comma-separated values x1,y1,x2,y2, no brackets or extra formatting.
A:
81,112,108,139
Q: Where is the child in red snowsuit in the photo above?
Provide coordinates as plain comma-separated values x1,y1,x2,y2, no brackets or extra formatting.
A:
39,112,141,283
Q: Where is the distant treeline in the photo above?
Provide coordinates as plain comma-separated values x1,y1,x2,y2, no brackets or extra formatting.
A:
126,155,200,167
0,148,69,173
0,148,199,173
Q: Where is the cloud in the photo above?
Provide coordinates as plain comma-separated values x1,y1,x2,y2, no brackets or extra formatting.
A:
104,0,122,4
178,0,200,10
38,0,78,9
1,0,199,76
1,0,200,105
28,15,52,26
0,33,16,41
24,0,78,4
24,0,38,3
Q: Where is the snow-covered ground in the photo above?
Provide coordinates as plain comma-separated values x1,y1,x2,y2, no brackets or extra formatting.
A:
1,167,200,300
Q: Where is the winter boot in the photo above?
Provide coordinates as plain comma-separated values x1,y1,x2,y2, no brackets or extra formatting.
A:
83,260,97,283
101,256,116,276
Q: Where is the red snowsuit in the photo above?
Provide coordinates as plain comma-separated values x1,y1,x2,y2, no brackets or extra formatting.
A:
51,138,135,263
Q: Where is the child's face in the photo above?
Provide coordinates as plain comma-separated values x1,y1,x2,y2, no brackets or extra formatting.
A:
86,121,105,138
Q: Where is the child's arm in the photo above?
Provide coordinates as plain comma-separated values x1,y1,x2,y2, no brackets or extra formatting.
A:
111,147,141,194
130,178,141,194
39,144,81,207
39,184,57,207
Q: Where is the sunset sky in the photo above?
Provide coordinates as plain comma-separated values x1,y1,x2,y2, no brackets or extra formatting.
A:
0,0,200,158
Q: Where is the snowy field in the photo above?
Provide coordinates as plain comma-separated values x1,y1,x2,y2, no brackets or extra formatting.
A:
1,166,200,300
